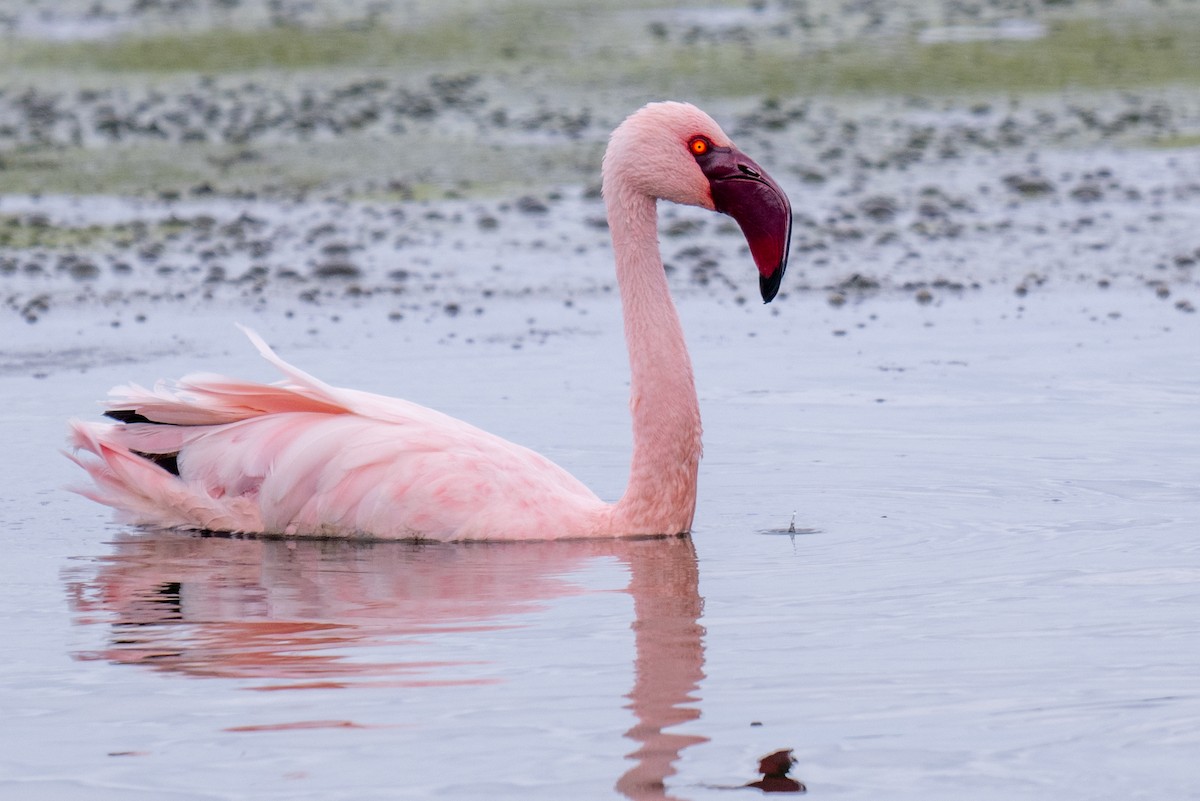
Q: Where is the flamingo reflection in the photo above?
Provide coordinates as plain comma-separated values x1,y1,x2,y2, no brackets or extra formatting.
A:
65,532,706,799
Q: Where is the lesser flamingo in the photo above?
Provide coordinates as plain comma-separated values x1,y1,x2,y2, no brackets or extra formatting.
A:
67,101,792,541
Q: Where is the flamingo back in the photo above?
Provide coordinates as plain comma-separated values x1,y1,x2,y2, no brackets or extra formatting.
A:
68,331,607,541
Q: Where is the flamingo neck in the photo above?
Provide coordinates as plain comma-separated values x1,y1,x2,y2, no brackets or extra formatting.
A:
605,183,701,535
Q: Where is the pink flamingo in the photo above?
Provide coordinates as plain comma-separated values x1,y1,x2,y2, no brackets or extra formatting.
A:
67,102,792,541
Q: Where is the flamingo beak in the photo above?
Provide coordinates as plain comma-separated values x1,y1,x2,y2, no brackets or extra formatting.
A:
699,146,793,302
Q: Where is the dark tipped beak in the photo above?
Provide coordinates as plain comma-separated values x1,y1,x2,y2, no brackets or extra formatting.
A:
700,146,792,302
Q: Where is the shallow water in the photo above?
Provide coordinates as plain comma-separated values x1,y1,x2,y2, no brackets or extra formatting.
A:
2,287,1197,799
3,0,1200,795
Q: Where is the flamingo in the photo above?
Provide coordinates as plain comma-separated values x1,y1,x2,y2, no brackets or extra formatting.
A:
67,101,792,541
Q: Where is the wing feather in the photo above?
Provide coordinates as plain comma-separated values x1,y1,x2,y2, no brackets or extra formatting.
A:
69,327,607,540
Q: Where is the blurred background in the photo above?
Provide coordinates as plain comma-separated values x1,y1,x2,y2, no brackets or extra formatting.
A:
2,0,1199,321
4,1,1200,172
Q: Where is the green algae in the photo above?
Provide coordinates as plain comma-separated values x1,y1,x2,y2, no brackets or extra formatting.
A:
1,8,576,73
0,215,112,249
620,17,1200,98
1146,133,1200,148
0,135,601,200
0,213,190,250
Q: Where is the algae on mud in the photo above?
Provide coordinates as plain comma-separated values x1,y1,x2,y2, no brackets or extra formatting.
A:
1,8,580,73
8,10,1200,95
617,16,1200,98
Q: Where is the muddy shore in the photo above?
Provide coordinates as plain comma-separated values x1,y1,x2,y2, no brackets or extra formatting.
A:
2,1,1199,327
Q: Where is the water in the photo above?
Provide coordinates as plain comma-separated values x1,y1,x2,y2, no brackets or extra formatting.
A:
2,287,1197,799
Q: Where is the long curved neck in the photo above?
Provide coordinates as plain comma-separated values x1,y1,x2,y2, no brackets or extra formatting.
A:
605,181,702,535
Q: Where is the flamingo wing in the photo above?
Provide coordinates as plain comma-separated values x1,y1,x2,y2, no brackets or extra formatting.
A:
68,329,605,541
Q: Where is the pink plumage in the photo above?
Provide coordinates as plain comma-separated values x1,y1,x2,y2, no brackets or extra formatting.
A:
68,102,792,541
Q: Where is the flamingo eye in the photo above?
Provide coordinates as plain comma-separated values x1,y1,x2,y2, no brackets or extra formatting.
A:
689,137,711,156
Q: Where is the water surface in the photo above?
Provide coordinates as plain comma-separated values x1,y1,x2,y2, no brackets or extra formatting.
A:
3,291,1197,799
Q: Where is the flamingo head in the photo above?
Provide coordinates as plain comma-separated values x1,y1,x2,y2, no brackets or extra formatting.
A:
604,101,793,302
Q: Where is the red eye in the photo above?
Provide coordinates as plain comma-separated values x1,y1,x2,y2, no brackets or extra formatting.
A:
689,137,710,156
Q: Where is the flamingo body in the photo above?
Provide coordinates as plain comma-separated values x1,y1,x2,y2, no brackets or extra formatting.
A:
68,102,792,541
70,330,607,540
